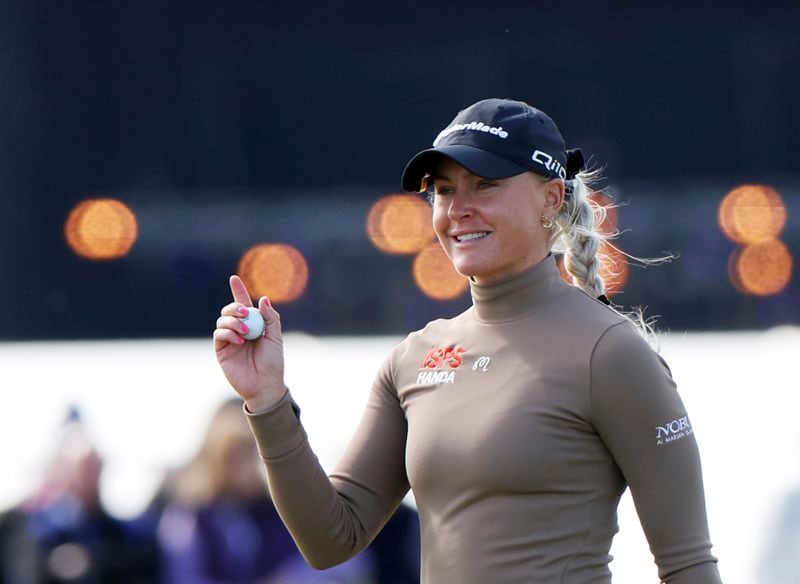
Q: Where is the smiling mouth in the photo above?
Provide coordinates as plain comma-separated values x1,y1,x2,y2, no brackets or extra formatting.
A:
454,232,490,243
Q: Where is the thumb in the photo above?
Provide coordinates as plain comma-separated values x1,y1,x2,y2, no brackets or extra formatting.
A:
258,296,283,341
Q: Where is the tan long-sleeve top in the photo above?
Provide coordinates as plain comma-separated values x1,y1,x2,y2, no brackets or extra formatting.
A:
245,254,722,583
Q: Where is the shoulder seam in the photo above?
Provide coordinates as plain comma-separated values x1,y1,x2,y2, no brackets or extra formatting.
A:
389,335,414,388
587,321,630,426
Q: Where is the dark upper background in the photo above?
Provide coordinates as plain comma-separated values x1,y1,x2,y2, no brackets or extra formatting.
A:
2,1,798,339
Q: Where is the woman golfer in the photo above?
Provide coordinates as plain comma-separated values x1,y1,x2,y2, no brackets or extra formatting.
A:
213,98,722,583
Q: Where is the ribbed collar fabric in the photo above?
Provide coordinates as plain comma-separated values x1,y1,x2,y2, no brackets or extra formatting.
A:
469,254,567,323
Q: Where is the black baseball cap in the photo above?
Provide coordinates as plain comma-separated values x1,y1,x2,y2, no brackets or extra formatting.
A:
401,98,575,192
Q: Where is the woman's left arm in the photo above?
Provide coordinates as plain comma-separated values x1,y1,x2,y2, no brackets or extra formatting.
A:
590,321,723,584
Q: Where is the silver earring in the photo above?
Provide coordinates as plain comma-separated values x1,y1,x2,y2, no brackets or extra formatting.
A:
541,213,554,229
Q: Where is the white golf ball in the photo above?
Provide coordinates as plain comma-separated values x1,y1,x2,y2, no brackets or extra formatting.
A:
239,307,265,340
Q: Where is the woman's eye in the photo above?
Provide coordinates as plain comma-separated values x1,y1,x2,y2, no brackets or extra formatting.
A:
433,185,455,196
477,181,495,190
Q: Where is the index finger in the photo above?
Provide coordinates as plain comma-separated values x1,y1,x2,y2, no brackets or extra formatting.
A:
229,275,254,307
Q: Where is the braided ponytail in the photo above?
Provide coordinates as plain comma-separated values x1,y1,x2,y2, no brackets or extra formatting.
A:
549,166,673,344
551,170,608,298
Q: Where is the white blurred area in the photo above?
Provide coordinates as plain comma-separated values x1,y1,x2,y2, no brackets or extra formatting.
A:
1,327,798,584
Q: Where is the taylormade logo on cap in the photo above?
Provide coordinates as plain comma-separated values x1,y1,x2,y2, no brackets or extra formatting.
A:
432,121,509,147
400,99,580,192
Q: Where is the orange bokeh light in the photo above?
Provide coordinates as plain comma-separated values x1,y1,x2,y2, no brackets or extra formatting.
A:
599,242,629,296
729,240,793,297
64,198,138,260
556,254,571,284
367,194,434,255
719,184,787,244
412,245,469,300
238,243,309,303
727,250,747,295
589,191,619,236
557,242,629,297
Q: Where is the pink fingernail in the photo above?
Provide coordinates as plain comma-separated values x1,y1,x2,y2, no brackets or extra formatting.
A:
263,296,272,308
238,307,248,316
241,324,249,334
237,336,245,344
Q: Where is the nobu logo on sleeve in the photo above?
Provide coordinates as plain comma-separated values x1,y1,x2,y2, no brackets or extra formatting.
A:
416,346,465,386
655,416,693,446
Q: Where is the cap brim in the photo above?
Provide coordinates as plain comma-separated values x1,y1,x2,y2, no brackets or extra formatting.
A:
401,145,529,192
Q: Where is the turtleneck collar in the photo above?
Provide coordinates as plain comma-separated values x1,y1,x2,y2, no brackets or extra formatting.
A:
469,254,567,323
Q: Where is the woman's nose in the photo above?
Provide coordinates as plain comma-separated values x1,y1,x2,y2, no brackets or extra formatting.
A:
447,192,474,221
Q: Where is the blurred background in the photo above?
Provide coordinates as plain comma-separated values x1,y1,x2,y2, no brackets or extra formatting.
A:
3,1,798,337
1,1,798,583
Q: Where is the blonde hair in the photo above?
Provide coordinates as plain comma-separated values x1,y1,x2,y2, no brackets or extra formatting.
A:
171,398,263,506
549,168,673,344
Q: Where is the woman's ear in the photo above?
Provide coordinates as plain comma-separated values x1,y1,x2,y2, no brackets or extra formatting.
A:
543,179,565,215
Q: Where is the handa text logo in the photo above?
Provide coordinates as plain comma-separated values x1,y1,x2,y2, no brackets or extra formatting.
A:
655,416,692,446
416,346,466,386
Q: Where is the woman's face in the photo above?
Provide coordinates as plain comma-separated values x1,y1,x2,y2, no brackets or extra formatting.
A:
431,158,563,285
222,439,265,501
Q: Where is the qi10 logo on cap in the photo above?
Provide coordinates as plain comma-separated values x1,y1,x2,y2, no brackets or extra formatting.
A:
532,150,566,180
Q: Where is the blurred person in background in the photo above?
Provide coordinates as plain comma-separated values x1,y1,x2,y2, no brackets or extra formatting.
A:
260,503,420,584
0,406,158,584
363,504,420,584
213,98,721,582
158,397,417,584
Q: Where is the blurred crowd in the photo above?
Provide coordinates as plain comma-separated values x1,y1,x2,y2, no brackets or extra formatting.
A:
0,401,420,584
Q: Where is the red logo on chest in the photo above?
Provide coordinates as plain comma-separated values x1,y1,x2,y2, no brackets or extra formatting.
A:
421,346,466,369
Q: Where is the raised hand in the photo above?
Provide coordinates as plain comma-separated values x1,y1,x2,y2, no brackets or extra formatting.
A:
213,275,287,413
